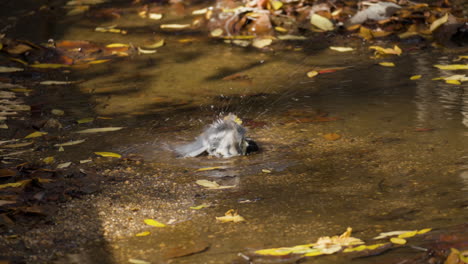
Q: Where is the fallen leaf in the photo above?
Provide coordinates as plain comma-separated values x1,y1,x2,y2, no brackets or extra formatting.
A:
88,59,110,64
54,139,86,147
0,66,24,73
135,231,151,237
75,127,124,133
0,180,31,189
94,152,121,158
252,38,273,49
196,166,225,172
95,25,127,34
128,259,150,264
0,169,16,178
453,55,468,61
429,13,449,32
192,8,207,15
310,14,334,31
51,109,65,116
160,24,191,29
277,35,307,40
307,70,319,78
195,180,235,190
446,80,461,85
106,43,129,48
262,169,272,173
148,13,162,20
0,200,16,206
323,133,341,141
2,141,33,148
216,209,245,223
138,47,157,54
210,28,223,37
390,237,406,245
379,62,395,67
25,131,47,138
434,64,468,70
43,156,55,164
369,45,402,56
40,81,75,85
270,0,283,10
56,162,72,169
30,64,70,69
410,75,422,80
190,204,210,210
144,219,166,227
329,46,354,52
77,117,94,124
343,243,388,252
143,39,165,49
374,230,412,239
275,26,288,32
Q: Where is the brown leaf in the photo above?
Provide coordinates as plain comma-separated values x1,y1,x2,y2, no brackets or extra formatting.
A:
163,241,210,259
323,133,341,141
0,169,16,178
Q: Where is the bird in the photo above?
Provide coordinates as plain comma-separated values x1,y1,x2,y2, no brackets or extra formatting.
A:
175,114,258,158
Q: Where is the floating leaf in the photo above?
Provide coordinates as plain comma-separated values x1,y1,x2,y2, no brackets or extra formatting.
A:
277,35,307,40
453,55,468,61
143,39,165,49
30,64,70,69
444,75,468,82
2,141,33,148
329,46,354,52
256,245,317,256
307,70,319,78
148,13,162,20
135,231,151,237
88,59,110,64
0,200,16,206
106,43,129,48
390,237,406,245
211,28,223,37
270,0,283,10
379,62,395,67
0,66,24,73
0,180,31,189
416,228,431,235
310,14,334,31
138,47,157,54
434,64,468,70
262,169,272,173
323,133,341,141
43,156,55,164
25,131,47,138
343,243,388,252
374,230,412,239
410,75,422,80
94,152,121,158
216,209,245,223
369,45,402,56
192,8,207,15
160,24,191,29
54,139,86,147
77,117,94,124
95,25,127,34
40,81,75,85
275,26,287,32
195,180,235,190
144,219,166,227
252,38,273,49
445,80,461,85
75,127,124,133
429,13,449,32
128,259,150,264
51,109,65,116
196,166,225,172
190,204,210,210
57,162,72,169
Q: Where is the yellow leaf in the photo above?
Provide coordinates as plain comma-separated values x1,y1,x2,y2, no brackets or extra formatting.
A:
143,39,165,49
195,179,235,190
323,133,341,141
10,58,28,65
329,46,354,52
43,156,55,164
310,14,334,31
196,166,225,172
75,127,124,133
379,62,395,67
445,80,461,85
57,162,72,169
410,75,422,80
10,88,32,93
106,43,129,48
307,70,319,78
429,13,448,32
190,204,210,210
343,243,387,252
135,231,151,237
359,26,373,40
434,64,468,70
390,237,406,245
398,230,418,238
54,139,86,147
94,152,122,158
369,45,402,56
138,47,157,54
144,219,166,227
148,13,162,20
88,59,110,64
160,24,191,29
270,0,283,10
0,66,24,73
453,55,468,61
210,28,224,37
77,117,94,124
30,63,70,69
416,228,431,235
2,141,33,148
0,180,31,189
275,26,288,32
252,38,273,49
25,131,47,138
262,169,272,173
216,209,245,223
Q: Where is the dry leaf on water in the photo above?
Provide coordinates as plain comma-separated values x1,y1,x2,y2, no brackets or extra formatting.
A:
195,180,235,190
310,14,334,31
75,127,123,133
329,46,354,52
196,166,225,172
144,219,166,227
25,131,47,138
216,209,245,223
94,152,121,158
379,62,395,67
